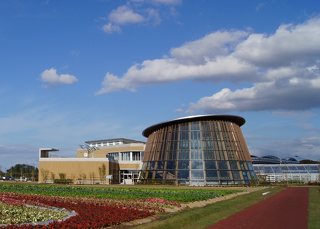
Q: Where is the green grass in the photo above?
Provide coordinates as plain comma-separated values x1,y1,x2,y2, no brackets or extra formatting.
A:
132,187,282,229
0,182,241,202
309,187,320,229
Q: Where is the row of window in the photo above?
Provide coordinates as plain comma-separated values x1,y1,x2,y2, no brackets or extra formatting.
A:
108,151,143,161
141,170,255,181
143,160,253,171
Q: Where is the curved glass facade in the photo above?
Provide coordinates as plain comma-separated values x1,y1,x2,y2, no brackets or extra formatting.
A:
141,116,256,186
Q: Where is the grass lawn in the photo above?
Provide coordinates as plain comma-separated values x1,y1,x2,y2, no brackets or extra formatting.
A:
309,186,320,229
131,186,282,229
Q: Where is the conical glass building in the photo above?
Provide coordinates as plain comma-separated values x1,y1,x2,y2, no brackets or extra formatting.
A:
140,115,256,186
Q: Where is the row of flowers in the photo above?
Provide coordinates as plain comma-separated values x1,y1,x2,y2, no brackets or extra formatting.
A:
0,202,68,225
0,192,183,228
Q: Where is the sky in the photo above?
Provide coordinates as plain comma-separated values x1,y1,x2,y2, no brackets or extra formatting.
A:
1,0,320,170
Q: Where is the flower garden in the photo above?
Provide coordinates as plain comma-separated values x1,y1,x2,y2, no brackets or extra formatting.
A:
0,183,241,228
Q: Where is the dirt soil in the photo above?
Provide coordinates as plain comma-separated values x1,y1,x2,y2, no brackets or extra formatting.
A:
208,187,309,229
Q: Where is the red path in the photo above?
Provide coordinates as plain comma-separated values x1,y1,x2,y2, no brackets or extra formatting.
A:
208,187,309,229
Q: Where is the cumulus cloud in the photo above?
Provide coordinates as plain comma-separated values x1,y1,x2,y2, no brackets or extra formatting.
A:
96,30,256,93
234,17,320,67
98,17,320,112
40,68,78,86
109,5,145,25
102,0,181,33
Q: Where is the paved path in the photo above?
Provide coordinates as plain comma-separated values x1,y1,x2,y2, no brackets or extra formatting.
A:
208,187,308,229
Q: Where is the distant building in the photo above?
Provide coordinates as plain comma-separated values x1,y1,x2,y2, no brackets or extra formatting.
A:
38,138,145,184
253,164,320,183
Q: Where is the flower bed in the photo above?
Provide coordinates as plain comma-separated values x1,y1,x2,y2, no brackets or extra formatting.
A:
0,183,242,228
0,193,153,228
0,202,68,225
0,183,240,202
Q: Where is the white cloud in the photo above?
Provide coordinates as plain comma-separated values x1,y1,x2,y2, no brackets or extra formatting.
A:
98,17,320,112
40,68,78,85
170,31,248,64
188,74,320,112
102,0,181,33
108,5,145,25
102,23,121,33
234,17,320,67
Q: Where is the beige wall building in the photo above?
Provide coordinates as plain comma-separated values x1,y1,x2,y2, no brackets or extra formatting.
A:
38,138,145,184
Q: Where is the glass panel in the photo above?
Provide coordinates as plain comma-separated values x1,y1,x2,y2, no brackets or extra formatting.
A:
218,161,228,170
132,152,140,161
155,171,164,179
178,170,189,179
149,161,155,170
157,161,164,169
205,160,217,169
204,150,214,160
166,160,176,170
206,170,218,178
191,170,204,179
121,152,130,161
219,170,230,179
232,171,241,180
191,160,203,169
178,160,189,170
179,149,189,160
229,161,238,170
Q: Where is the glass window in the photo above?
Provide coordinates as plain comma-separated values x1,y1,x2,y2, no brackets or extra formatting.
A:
132,152,141,161
232,171,241,180
157,161,164,169
218,161,228,170
206,170,218,178
179,149,189,160
191,122,200,130
219,170,230,179
229,161,238,170
166,160,176,170
204,150,214,160
178,170,189,179
149,161,155,170
191,160,203,169
205,160,217,169
191,170,204,179
155,171,164,179
178,160,189,170
191,149,202,160
121,152,130,161
108,152,119,160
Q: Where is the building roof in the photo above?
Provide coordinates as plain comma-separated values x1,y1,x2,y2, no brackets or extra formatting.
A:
85,138,145,145
142,114,246,137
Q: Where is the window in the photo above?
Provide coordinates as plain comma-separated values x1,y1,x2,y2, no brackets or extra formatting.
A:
108,152,119,160
191,160,203,169
191,170,204,179
132,152,141,161
121,152,130,161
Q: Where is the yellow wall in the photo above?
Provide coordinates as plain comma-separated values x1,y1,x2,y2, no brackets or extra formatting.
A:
38,160,118,184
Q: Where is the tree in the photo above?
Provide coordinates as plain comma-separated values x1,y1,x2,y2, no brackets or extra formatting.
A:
40,169,49,183
6,164,38,181
99,164,107,183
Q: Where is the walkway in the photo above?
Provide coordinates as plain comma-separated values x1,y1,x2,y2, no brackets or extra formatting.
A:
208,187,309,229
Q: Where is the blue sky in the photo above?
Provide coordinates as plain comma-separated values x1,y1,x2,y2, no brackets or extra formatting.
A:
1,0,320,169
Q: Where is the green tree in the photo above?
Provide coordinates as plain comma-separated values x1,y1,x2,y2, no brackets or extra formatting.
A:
6,164,38,181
